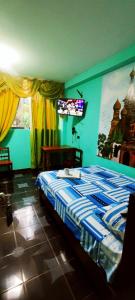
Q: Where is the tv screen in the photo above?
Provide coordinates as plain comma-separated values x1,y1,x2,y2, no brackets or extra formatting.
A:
57,98,85,117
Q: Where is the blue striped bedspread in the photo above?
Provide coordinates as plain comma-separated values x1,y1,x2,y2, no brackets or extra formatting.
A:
36,165,135,281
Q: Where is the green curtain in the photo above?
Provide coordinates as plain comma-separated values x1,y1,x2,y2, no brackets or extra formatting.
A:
39,80,64,100
31,92,46,169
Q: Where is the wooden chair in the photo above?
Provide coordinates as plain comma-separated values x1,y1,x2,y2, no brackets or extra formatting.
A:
0,147,13,172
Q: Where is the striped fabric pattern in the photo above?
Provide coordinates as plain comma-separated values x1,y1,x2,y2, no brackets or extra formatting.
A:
73,183,102,196
102,202,128,240
55,197,66,221
81,173,104,182
49,179,70,197
67,198,97,226
94,179,117,191
103,202,128,223
107,176,135,187
37,171,57,185
105,188,130,202
55,186,85,221
82,214,110,241
81,166,105,173
124,183,135,193
80,227,99,262
36,165,134,282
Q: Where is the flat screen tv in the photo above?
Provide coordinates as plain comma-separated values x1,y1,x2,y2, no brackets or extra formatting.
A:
57,98,85,117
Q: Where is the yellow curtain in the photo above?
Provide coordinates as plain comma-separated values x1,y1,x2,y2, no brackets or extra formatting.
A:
30,80,63,168
31,92,46,168
0,72,64,167
45,99,58,146
0,72,64,99
0,89,19,142
31,97,59,168
0,72,41,97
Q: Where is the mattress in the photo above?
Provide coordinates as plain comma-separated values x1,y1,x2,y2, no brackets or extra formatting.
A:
36,165,135,281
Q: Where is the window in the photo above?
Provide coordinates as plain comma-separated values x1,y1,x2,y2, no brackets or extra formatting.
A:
12,97,31,128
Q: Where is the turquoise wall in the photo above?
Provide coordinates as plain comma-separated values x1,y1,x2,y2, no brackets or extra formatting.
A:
1,129,31,170
61,43,135,179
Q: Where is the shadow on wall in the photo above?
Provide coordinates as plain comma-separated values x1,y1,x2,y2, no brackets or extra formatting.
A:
0,129,14,146
72,101,88,128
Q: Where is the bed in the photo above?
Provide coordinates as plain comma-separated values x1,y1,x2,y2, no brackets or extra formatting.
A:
36,165,135,298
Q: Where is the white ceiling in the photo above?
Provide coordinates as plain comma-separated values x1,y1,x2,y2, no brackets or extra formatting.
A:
0,0,135,82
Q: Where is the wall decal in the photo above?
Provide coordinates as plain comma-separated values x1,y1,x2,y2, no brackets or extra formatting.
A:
97,63,135,168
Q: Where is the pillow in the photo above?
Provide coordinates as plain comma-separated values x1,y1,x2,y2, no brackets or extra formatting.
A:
102,202,128,241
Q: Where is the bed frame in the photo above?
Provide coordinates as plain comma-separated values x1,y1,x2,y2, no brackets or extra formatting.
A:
39,189,135,299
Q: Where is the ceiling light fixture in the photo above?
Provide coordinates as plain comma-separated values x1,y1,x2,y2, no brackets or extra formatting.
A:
0,43,20,72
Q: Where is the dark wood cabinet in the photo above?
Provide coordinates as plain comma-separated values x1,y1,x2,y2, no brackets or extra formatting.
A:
41,146,83,171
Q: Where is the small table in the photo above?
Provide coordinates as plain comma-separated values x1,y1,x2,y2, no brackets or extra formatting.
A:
41,145,83,170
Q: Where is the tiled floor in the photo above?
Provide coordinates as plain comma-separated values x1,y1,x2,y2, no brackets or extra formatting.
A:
0,172,99,300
